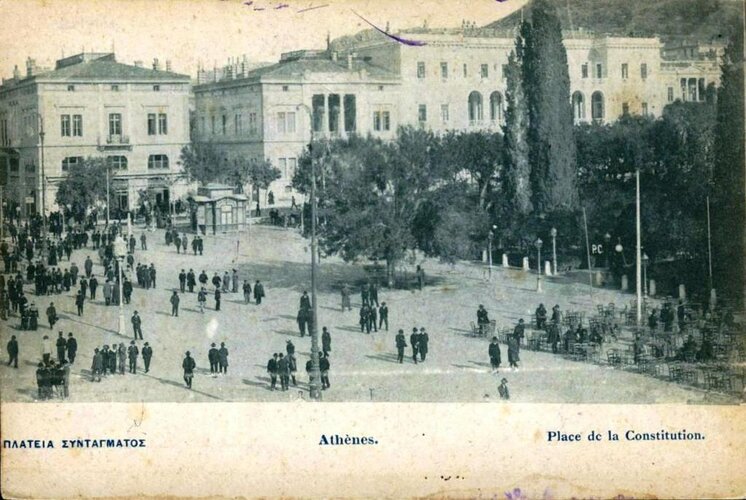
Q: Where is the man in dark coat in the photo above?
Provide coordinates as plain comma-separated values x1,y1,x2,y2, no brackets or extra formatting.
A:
91,348,103,382
319,352,330,389
7,335,18,368
142,342,153,373
321,327,331,357
253,280,265,305
89,275,98,299
84,256,94,278
378,302,389,331
477,305,490,335
368,304,378,333
170,291,180,316
214,288,221,311
359,305,370,334
300,291,311,311
128,341,139,374
360,285,370,307
66,333,77,364
208,343,219,374
178,270,186,292
182,351,196,388
369,282,379,307
488,336,501,372
187,269,196,293
395,329,407,363
46,302,57,330
535,303,548,330
218,342,228,374
418,327,429,362
277,353,289,391
107,345,117,375
199,270,208,287
297,307,309,337
267,353,278,390
75,290,85,316
132,311,143,339
56,331,67,362
410,328,419,364
498,378,510,400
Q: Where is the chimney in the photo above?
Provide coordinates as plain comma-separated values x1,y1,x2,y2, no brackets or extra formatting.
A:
13,65,20,80
134,60,143,68
347,53,353,69
166,60,172,72
26,57,37,77
153,58,160,71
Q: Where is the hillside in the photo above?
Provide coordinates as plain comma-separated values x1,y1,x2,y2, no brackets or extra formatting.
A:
485,0,743,41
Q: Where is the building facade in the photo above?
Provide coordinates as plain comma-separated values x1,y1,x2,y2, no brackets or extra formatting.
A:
0,53,191,217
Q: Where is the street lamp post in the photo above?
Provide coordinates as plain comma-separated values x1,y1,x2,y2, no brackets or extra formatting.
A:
604,232,611,269
36,113,48,261
635,168,642,326
550,227,558,276
114,235,127,335
642,252,649,297
535,237,543,292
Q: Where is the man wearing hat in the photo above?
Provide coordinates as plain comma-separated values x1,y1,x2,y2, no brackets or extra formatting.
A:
142,342,153,373
395,329,407,363
418,327,429,362
182,351,196,389
208,343,219,374
128,341,139,374
498,378,510,400
488,336,501,372
410,328,419,364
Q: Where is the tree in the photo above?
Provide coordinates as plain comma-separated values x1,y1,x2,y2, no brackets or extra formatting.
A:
178,142,222,186
55,157,109,220
711,26,745,306
522,0,578,215
244,159,281,208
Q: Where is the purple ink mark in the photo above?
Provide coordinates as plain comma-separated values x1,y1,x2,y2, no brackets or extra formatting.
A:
243,1,253,5
297,4,328,14
352,11,427,46
275,3,289,9
254,6,265,10
496,0,510,3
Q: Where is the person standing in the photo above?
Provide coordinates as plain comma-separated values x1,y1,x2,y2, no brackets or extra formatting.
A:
140,233,147,251
297,307,308,338
187,269,196,293
84,256,94,278
181,234,188,254
46,302,57,330
218,342,229,375
182,351,196,389
178,269,186,293
199,270,208,288
360,284,369,307
508,326,522,369
418,327,429,362
75,290,85,316
55,331,67,362
243,280,252,304
535,303,548,330
132,311,143,340
477,305,490,335
253,280,265,305
149,264,157,288
395,330,407,363
170,291,180,317
489,336,502,372
410,328,419,364
103,280,113,306
141,342,153,373
197,287,207,313
267,353,278,390
89,275,98,300
7,335,19,368
341,284,351,311
498,378,510,400
321,327,331,357
277,353,289,391
214,288,221,311
416,265,425,290
319,352,330,390
208,343,219,374
359,305,370,334
232,269,239,293
107,344,117,375
174,233,181,254
117,343,126,375
41,335,53,365
378,302,389,331
222,271,230,293
66,333,77,364
128,341,139,374
369,282,379,307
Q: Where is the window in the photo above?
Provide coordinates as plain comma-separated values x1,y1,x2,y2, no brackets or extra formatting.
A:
278,158,287,178
277,112,296,134
328,94,340,133
417,62,425,79
440,62,448,79
61,156,83,171
373,111,381,131
667,87,674,102
440,104,449,123
153,85,160,91
158,113,167,135
480,64,489,78
211,116,216,134
108,113,122,136
468,91,483,123
382,111,390,131
463,63,468,77
288,158,297,179
621,63,628,79
622,102,629,116
111,84,119,91
640,63,648,80
343,94,356,132
418,104,427,123
312,94,325,132
595,64,603,79
374,110,391,131
249,113,257,134
72,114,82,136
641,102,649,117
0,118,8,146
67,85,75,92
591,91,604,121
147,154,169,169
221,115,227,135
489,92,503,122
581,63,588,78
147,113,157,135
61,115,71,137
235,114,242,135
572,91,585,121
107,156,127,170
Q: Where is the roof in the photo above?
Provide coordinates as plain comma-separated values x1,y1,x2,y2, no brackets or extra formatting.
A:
33,60,190,82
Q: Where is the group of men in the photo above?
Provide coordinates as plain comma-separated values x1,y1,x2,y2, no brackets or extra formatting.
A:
393,328,430,364
89,341,153,382
165,229,204,255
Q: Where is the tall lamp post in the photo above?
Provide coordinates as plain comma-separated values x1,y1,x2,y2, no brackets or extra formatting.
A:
487,225,495,280
535,237,543,292
635,168,642,326
36,113,48,261
604,232,611,269
550,227,558,276
297,103,322,400
114,235,127,335
642,252,649,297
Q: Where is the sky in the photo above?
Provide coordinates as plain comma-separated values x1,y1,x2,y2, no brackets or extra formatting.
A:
0,0,527,79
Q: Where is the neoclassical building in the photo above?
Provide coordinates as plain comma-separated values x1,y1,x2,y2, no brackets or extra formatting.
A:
0,52,191,217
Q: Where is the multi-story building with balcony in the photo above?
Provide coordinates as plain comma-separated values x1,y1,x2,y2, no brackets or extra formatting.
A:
0,52,191,217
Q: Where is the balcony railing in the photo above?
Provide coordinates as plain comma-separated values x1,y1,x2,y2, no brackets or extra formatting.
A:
106,135,129,144
97,135,132,151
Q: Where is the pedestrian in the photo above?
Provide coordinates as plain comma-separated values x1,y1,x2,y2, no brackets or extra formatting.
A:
84,256,94,278
89,275,98,299
218,342,229,374
477,304,490,335
378,302,389,331
508,324,522,369
41,335,53,364
66,333,77,364
208,343,219,374
322,327,331,357
174,233,181,254
128,341,139,374
359,305,370,334
179,269,186,293
319,352,330,389
370,282,379,307
170,290,180,317
267,353,278,390
182,234,188,254
277,353,289,391
103,279,113,305
132,311,143,339
243,280,252,304
416,265,425,290
149,264,157,288
214,288,221,311
341,284,351,311
61,360,70,398
117,343,126,374
232,269,239,293
7,335,19,368
92,347,104,381
253,280,265,305
36,362,47,399
187,269,196,293
222,271,230,293
535,303,548,330
182,351,196,389
197,287,207,313
368,305,378,333
297,307,308,337
360,284,370,307
140,233,147,251
395,329,407,363
56,331,67,362
199,270,208,287
142,342,153,373
489,336,502,372
498,378,510,400
418,327,429,362
45,301,57,330
107,344,117,375
410,328,419,364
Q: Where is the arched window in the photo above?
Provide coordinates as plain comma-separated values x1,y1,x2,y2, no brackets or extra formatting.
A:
591,91,604,121
107,155,128,170
468,91,483,123
489,91,503,123
147,154,169,169
572,91,585,122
